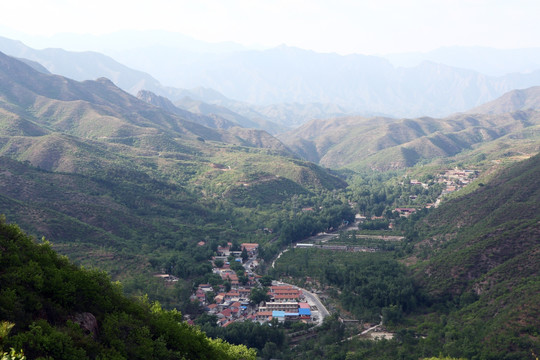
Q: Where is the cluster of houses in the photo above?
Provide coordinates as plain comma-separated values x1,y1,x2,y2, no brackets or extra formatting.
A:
189,243,314,327
437,168,477,196
394,207,418,217
395,168,478,215
255,286,312,323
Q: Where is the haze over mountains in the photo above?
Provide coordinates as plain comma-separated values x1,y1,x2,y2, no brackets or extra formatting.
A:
113,44,540,118
384,46,540,76
2,32,540,128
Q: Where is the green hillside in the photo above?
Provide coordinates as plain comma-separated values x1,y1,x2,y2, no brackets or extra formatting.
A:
0,51,351,304
406,152,540,358
279,108,540,170
0,218,255,359
414,152,540,296
271,153,539,359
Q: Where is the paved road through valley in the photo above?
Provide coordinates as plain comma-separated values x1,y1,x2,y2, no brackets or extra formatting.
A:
301,288,330,326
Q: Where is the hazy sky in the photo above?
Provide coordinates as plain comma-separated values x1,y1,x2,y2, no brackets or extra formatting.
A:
1,0,540,54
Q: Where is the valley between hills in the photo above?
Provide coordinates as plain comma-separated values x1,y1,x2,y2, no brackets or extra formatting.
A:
0,40,539,360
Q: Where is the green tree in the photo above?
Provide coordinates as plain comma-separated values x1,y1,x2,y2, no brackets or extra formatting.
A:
241,247,249,262
214,259,225,268
249,287,270,305
259,275,273,287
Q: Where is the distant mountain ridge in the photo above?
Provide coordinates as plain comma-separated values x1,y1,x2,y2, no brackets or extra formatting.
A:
5,35,540,125
467,86,540,114
384,46,540,76
108,43,540,118
279,87,540,169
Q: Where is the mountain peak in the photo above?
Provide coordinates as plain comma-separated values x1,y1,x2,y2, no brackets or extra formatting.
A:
467,86,540,114
95,77,115,85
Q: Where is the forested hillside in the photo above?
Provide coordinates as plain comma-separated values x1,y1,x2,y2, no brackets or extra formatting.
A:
272,154,540,359
415,152,540,296
402,153,540,359
0,218,255,359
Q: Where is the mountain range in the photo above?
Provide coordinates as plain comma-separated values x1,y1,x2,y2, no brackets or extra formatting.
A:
0,51,349,266
4,34,540,172
3,34,540,129
278,87,540,170
384,46,540,76
1,33,540,359
104,43,540,118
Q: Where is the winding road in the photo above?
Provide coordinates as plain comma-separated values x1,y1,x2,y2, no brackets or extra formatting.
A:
301,288,330,326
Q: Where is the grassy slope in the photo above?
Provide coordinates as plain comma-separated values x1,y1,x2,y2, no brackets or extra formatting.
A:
279,110,540,170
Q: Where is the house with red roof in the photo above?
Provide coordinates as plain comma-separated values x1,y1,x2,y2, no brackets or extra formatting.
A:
218,308,232,319
217,242,233,256
240,243,259,256
256,311,273,323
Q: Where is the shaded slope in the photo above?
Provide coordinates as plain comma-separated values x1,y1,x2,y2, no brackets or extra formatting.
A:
415,153,540,296
405,153,540,357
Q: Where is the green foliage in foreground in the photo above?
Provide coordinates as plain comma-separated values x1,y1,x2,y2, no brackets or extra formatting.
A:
0,217,255,360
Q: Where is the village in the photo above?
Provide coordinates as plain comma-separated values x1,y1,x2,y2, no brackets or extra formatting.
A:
184,242,321,328
161,167,479,329
394,167,479,217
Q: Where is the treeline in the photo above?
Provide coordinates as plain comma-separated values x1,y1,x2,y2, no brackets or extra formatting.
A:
277,204,356,246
